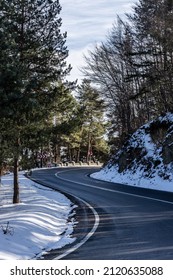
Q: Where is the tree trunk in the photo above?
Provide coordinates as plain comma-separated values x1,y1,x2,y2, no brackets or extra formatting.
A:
86,132,92,162
76,146,81,162
13,156,20,204
0,168,2,187
68,144,72,162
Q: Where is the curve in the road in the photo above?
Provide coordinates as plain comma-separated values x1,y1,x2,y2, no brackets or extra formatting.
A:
29,169,100,260
53,194,100,260
55,169,173,206
31,167,173,260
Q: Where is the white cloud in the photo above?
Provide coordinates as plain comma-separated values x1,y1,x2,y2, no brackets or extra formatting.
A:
60,0,136,82
66,44,94,83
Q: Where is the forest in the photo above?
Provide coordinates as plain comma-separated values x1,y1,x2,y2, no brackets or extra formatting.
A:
0,0,173,203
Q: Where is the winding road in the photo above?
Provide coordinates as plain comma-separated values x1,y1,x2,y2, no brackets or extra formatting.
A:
31,167,173,260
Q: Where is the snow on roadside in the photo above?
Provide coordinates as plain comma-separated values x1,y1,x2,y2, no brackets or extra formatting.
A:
91,113,173,192
91,164,173,192
0,173,76,260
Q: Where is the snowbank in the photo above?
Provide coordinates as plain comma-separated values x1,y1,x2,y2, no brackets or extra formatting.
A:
0,173,76,260
91,113,173,192
91,163,173,192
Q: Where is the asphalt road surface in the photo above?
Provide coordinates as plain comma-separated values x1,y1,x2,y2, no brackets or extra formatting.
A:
31,167,173,260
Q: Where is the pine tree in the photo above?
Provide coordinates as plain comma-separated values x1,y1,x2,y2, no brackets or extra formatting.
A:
49,89,79,163
76,79,109,162
0,0,73,203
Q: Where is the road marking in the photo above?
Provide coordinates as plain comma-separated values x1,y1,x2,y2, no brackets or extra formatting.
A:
55,170,173,206
53,194,100,260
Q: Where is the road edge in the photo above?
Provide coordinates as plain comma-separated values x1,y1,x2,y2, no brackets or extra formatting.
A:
26,172,100,260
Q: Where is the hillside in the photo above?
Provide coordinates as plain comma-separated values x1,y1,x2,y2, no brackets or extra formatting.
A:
91,113,173,192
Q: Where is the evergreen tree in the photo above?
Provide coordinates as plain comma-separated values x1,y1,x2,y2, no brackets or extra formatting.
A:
76,79,109,162
49,89,79,163
0,0,73,203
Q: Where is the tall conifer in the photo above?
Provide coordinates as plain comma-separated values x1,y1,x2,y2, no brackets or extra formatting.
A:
0,0,72,203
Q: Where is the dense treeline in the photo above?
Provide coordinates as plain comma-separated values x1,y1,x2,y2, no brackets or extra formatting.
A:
83,0,173,149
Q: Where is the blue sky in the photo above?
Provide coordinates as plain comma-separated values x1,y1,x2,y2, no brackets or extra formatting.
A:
60,0,136,82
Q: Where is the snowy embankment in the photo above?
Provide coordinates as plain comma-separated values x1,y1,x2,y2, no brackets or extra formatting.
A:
91,164,173,192
0,173,76,260
91,113,173,193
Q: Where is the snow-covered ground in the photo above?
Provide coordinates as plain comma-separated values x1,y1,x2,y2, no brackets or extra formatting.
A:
91,164,173,192
91,113,173,193
0,173,76,260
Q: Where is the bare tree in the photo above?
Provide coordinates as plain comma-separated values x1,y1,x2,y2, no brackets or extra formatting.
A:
82,0,173,149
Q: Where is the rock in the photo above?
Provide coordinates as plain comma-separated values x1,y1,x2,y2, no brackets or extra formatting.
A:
162,133,173,164
109,112,173,179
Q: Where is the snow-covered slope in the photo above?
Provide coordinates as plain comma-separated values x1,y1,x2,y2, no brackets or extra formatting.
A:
91,113,173,192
